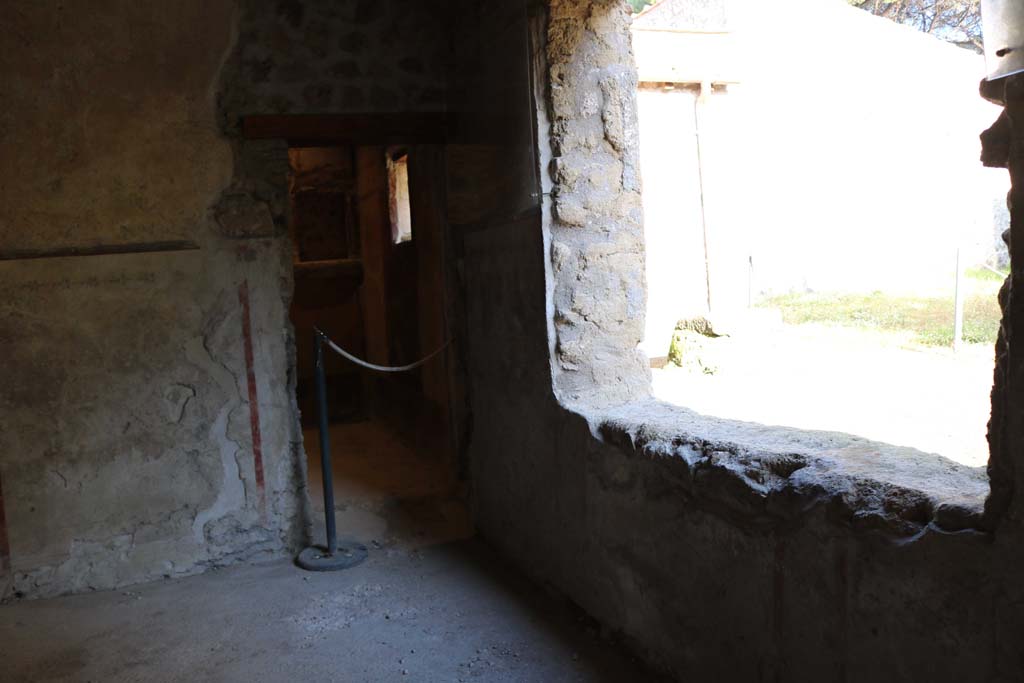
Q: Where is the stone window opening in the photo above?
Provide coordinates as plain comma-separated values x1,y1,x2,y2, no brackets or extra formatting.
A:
632,0,1007,476
540,0,997,535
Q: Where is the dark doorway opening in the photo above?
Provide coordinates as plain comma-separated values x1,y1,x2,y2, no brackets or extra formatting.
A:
281,132,463,546
289,146,365,424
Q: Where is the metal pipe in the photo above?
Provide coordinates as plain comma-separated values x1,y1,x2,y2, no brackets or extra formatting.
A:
982,0,1024,81
314,328,337,556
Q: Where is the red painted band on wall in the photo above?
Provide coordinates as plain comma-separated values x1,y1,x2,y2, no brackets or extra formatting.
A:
238,280,267,512
0,470,11,576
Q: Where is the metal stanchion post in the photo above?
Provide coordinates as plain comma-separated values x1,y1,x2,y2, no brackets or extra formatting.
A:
296,328,368,572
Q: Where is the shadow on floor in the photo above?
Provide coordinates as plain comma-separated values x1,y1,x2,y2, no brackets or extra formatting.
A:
303,418,471,550
0,538,668,682
0,418,671,682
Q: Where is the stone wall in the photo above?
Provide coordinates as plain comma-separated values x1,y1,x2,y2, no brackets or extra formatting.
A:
461,1,1024,679
545,0,651,408
219,0,449,126
982,79,1024,529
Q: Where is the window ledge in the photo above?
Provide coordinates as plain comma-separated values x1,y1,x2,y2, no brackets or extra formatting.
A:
594,398,989,537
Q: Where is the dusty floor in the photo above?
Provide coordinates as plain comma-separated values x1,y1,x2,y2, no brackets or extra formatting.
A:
653,316,995,467
0,419,664,682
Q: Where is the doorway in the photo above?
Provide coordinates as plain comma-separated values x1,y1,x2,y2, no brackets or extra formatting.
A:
286,142,464,546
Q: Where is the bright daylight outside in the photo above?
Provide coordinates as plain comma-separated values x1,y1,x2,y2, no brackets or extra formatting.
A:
634,0,1006,468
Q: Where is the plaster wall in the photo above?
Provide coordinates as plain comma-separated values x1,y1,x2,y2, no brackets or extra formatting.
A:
0,0,453,600
0,0,299,601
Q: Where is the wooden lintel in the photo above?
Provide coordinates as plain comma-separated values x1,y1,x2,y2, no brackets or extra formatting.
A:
292,258,364,278
242,113,451,145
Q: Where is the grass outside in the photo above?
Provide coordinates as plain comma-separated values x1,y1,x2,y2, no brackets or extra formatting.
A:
759,267,1006,347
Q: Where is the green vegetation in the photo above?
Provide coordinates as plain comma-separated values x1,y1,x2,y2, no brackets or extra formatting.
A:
629,0,656,13
965,265,1009,282
667,320,721,373
760,270,1005,347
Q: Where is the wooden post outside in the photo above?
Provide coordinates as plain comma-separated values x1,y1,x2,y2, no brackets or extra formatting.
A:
954,246,965,352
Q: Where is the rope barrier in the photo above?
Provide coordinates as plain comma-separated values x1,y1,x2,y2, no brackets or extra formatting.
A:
298,327,452,571
316,327,451,373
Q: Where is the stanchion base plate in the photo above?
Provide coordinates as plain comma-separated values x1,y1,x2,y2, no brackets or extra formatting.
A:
296,541,368,571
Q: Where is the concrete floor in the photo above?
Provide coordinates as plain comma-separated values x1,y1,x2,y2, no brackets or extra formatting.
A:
0,419,664,682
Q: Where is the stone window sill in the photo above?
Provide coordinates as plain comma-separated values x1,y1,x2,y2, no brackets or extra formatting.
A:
595,398,989,537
